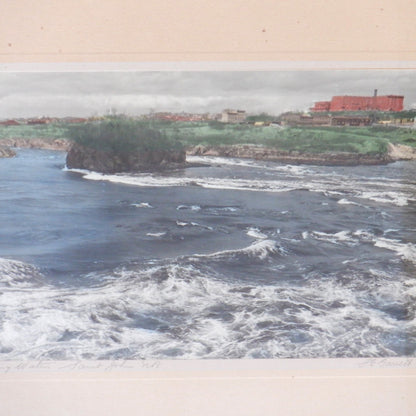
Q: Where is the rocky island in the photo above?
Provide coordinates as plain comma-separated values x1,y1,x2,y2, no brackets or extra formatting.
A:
66,142,186,173
65,118,186,173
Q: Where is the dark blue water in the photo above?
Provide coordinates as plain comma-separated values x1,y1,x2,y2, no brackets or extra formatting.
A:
0,149,415,359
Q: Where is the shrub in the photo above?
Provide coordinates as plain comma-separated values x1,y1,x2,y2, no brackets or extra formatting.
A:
67,118,183,155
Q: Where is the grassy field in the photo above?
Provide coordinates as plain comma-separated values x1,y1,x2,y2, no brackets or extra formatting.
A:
0,123,69,140
0,119,415,155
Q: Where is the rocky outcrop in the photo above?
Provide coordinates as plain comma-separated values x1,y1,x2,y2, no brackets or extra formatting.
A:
66,142,186,173
0,138,70,151
187,144,393,166
0,146,16,158
387,143,416,161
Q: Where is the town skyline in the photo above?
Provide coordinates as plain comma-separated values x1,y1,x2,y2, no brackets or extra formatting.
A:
0,70,415,118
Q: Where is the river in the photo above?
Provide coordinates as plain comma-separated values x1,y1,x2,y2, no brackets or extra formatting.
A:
0,148,415,359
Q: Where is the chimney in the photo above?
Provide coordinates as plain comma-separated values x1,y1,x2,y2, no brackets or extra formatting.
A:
374,89,378,97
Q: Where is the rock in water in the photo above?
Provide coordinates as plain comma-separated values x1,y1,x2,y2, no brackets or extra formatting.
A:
66,142,186,173
0,146,16,158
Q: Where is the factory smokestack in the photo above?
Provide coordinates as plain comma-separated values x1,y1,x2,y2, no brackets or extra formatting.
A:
374,89,378,97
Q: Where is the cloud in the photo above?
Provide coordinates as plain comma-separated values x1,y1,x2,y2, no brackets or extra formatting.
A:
0,70,414,118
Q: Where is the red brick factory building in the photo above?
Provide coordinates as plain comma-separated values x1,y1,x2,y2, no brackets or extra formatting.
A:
311,90,404,112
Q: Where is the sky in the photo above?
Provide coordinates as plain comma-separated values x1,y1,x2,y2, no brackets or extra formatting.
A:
0,70,415,118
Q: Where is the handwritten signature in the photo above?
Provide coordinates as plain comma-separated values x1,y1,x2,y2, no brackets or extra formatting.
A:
0,359,161,374
358,358,415,368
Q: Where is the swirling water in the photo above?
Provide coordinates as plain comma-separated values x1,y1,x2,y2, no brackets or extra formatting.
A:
0,149,415,360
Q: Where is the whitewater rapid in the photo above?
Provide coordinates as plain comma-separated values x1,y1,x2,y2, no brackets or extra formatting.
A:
0,150,415,359
68,155,416,207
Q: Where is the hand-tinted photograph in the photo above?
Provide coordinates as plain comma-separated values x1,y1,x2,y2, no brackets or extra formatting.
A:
0,70,415,360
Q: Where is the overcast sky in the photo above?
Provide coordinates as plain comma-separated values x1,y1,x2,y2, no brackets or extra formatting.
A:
0,70,414,118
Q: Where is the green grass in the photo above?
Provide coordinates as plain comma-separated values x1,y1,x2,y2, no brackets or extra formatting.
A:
0,123,68,139
161,123,400,154
0,118,415,155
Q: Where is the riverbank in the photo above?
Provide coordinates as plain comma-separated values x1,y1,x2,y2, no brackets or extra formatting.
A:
1,120,416,165
187,143,416,166
2,137,416,166
0,137,70,151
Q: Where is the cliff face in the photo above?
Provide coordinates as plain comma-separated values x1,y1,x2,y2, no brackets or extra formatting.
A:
187,144,393,166
66,142,186,173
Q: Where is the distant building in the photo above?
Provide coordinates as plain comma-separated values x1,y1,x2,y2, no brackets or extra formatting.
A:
311,101,331,112
330,116,371,126
0,119,20,126
279,112,373,127
221,109,246,123
280,112,331,126
311,90,404,112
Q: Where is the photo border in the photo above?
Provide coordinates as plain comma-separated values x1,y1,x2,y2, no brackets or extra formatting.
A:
1,0,416,413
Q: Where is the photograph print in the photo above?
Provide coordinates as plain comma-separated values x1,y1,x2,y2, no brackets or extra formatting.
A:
0,69,415,360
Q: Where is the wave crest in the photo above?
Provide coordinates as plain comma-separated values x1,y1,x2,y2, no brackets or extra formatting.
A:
0,258,44,287
189,239,283,262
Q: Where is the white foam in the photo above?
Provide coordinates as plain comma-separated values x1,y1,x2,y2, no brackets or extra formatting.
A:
187,155,314,175
197,178,296,193
308,229,416,263
176,205,201,211
307,176,415,207
82,171,192,188
360,191,410,207
67,164,415,206
67,163,416,209
72,169,299,193
203,206,240,214
352,229,374,240
338,198,360,206
0,254,413,360
246,227,268,240
191,239,281,261
374,238,416,263
132,202,153,208
311,230,355,245
187,155,260,169
0,258,43,288
334,231,354,241
384,229,399,235
146,232,166,237
1,159,411,360
63,167,91,175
